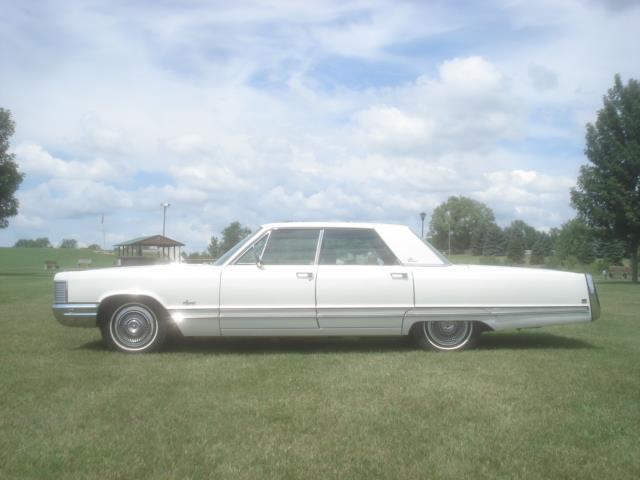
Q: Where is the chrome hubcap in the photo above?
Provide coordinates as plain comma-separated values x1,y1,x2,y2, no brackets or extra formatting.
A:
425,321,472,349
111,305,157,350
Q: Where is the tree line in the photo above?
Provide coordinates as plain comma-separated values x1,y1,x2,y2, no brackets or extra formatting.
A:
428,195,625,267
13,237,100,249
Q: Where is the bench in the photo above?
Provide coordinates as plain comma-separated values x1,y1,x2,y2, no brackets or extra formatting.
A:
44,260,59,270
77,258,92,269
605,265,631,279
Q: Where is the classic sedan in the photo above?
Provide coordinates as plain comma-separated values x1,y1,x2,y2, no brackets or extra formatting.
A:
52,222,600,353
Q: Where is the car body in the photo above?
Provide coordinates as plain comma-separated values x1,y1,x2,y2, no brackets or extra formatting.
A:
52,222,600,352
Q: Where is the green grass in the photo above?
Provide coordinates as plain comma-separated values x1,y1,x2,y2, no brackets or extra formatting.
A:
1,250,639,479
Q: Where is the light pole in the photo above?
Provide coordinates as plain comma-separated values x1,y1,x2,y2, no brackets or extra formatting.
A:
161,202,171,236
447,210,452,255
420,212,427,240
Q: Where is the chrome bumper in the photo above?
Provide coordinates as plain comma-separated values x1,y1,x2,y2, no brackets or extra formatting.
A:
585,274,601,321
52,304,99,327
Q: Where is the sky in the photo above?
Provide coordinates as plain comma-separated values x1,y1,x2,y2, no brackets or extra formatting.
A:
1,0,639,251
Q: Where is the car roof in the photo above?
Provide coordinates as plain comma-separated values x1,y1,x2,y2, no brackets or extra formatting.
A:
260,221,405,230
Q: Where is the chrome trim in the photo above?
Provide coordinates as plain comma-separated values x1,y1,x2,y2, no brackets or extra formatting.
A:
52,303,98,327
54,281,68,304
232,231,271,266
403,305,591,334
585,274,601,321
314,229,324,265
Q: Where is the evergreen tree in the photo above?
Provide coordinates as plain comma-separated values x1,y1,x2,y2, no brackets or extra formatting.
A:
530,238,546,264
506,231,526,263
482,224,504,256
470,226,485,256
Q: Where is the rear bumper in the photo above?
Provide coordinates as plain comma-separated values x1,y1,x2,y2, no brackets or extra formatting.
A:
585,274,600,321
52,304,98,327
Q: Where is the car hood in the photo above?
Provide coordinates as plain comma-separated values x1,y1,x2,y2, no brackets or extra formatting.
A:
54,262,222,282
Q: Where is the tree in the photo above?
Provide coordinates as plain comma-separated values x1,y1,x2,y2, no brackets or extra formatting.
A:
540,230,556,257
59,239,78,249
594,239,625,265
429,196,496,254
554,219,596,264
208,221,252,259
506,230,526,263
87,244,101,250
529,238,546,265
470,226,485,256
504,220,539,250
571,75,640,282
0,108,24,228
207,236,221,258
14,237,51,248
482,224,504,256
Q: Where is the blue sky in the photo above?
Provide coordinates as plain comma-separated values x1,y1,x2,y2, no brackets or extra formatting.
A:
1,0,639,251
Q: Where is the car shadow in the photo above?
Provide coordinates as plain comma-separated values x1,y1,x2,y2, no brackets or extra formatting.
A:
77,331,594,354
477,331,594,350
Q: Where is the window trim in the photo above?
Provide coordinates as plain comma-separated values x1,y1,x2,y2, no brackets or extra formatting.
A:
232,231,271,265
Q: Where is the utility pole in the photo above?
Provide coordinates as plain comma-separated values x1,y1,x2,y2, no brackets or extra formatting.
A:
420,212,426,240
161,202,171,236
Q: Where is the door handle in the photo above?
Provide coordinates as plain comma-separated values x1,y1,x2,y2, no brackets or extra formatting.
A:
390,272,408,280
296,272,314,279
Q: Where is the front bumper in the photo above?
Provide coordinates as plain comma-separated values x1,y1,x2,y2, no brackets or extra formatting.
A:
52,304,99,327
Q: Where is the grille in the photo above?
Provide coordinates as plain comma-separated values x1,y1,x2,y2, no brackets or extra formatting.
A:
54,281,67,304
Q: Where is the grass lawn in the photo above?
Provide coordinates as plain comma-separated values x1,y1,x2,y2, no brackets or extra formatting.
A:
1,249,639,479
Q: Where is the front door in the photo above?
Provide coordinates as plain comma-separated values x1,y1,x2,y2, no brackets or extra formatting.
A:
220,228,321,333
315,228,413,332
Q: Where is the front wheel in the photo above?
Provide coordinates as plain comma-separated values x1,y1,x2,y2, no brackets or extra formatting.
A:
103,302,168,353
413,320,478,352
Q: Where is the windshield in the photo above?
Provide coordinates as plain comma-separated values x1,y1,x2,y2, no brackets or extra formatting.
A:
213,233,257,266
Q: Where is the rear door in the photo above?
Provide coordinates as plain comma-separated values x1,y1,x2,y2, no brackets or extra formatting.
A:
315,228,413,332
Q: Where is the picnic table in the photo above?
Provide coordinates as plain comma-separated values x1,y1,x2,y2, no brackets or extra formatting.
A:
77,258,92,269
44,260,59,270
605,265,631,279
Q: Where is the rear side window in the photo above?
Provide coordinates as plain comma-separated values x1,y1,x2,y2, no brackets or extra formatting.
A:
261,229,320,265
319,228,398,266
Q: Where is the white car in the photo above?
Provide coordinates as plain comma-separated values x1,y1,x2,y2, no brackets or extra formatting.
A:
52,222,600,353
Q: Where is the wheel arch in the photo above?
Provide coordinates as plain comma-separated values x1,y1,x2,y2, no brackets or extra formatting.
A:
402,315,493,336
97,293,169,329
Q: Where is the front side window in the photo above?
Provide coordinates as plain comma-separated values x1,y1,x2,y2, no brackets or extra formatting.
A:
260,229,321,265
319,228,398,266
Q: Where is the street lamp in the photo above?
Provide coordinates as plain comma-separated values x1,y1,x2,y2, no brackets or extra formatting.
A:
420,212,427,240
161,202,171,236
447,210,452,255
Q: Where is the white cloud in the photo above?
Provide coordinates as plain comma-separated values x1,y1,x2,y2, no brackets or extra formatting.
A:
438,56,505,93
13,144,121,180
352,106,434,151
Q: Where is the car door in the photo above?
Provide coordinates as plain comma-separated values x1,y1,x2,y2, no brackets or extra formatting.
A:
315,228,413,333
220,228,321,333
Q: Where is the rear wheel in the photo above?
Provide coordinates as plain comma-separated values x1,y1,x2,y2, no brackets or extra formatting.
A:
103,302,168,353
413,320,478,352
